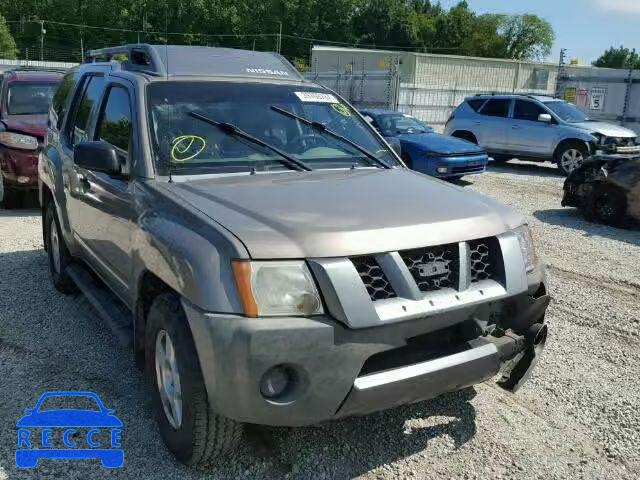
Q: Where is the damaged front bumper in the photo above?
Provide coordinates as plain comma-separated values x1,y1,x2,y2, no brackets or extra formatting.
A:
182,287,550,427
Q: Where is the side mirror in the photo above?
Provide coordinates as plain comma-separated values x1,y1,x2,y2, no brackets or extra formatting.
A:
74,141,121,175
538,113,553,123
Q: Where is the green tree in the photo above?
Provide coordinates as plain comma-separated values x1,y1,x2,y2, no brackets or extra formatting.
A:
0,14,18,59
593,46,640,69
497,14,554,60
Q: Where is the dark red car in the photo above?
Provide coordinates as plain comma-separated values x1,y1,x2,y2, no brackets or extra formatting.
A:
0,70,62,207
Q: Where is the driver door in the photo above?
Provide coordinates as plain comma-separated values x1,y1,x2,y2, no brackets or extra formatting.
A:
67,80,137,303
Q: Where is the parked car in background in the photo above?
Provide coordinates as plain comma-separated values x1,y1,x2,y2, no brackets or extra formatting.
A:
445,94,640,176
0,69,62,207
361,109,488,179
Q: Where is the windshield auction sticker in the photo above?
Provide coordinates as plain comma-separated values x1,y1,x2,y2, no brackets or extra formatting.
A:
294,92,339,103
15,391,124,469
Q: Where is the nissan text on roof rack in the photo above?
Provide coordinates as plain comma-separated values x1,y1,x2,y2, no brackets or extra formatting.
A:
40,44,550,465
445,93,640,175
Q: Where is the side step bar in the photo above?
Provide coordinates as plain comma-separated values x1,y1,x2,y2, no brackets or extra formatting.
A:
66,264,133,347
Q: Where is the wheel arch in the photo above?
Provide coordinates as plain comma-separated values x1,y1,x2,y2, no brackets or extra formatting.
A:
131,215,247,366
553,137,591,162
451,130,478,144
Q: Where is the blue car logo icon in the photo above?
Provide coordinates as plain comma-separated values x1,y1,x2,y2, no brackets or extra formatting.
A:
16,391,123,468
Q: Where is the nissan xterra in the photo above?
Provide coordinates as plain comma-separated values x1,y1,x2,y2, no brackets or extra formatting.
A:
40,44,550,465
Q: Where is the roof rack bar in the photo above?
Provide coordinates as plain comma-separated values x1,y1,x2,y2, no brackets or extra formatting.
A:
85,44,166,76
5,66,67,74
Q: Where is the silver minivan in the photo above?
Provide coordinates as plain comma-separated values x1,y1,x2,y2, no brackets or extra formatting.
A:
445,94,640,175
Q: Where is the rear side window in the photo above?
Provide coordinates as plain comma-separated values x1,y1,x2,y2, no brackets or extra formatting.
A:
52,71,80,129
95,86,133,159
514,100,546,122
69,75,105,146
467,99,486,112
481,99,511,118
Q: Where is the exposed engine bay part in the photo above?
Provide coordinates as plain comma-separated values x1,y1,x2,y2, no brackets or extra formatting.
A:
562,154,640,228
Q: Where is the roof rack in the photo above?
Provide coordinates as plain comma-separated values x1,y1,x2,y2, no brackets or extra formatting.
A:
85,44,164,75
5,66,67,74
84,44,304,81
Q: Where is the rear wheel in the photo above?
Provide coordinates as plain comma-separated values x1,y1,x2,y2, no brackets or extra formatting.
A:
44,202,76,294
556,142,587,176
145,293,243,465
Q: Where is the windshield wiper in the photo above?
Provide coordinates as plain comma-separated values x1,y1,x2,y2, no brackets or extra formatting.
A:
270,106,391,169
188,111,312,172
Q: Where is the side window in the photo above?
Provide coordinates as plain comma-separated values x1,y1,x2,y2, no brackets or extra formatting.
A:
51,71,79,129
467,99,486,112
514,100,546,122
95,86,133,162
480,99,511,118
69,75,105,146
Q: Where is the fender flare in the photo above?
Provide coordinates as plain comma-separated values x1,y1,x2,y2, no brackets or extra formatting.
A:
131,213,247,356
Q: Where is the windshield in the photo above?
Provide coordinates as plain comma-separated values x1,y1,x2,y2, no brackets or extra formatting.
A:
147,82,397,174
544,101,589,123
7,82,58,115
376,114,432,135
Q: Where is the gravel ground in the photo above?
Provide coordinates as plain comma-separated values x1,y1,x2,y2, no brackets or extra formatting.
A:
0,161,638,479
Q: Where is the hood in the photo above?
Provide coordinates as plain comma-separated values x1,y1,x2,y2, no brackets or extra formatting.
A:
164,168,522,259
396,132,484,155
571,121,637,138
1,115,48,139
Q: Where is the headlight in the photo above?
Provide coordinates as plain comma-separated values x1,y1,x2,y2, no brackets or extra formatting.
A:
0,132,38,150
232,261,323,317
512,225,537,273
590,132,604,145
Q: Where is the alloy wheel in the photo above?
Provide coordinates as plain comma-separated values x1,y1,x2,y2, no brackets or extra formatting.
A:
155,329,183,429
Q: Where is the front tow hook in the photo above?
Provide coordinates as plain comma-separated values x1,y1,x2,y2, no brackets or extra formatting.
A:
497,322,548,393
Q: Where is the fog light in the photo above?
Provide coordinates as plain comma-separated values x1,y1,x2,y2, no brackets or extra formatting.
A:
17,176,30,184
436,166,448,174
260,366,291,399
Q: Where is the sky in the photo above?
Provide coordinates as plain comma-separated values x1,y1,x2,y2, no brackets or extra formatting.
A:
440,0,640,64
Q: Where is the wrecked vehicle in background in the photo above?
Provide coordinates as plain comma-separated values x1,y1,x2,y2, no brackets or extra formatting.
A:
562,154,640,227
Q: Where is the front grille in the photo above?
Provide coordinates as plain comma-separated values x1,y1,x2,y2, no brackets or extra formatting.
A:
452,165,485,174
351,256,397,301
400,244,459,292
468,237,503,283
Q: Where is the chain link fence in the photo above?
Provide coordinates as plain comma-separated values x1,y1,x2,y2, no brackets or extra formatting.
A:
307,46,640,135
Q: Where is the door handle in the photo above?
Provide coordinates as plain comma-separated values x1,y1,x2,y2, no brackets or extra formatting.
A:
511,125,520,129
473,121,481,125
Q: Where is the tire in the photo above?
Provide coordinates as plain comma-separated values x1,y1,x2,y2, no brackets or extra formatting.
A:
556,142,587,176
44,202,77,294
593,184,628,227
401,153,413,170
0,178,19,209
145,293,243,465
492,154,511,164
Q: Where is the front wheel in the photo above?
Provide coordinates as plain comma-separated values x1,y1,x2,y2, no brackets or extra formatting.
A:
145,293,243,465
556,142,587,176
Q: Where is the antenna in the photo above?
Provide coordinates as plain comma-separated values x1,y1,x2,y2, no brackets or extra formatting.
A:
164,7,173,183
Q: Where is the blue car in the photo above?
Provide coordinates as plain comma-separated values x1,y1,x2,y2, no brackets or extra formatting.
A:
16,391,123,468
361,109,489,179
